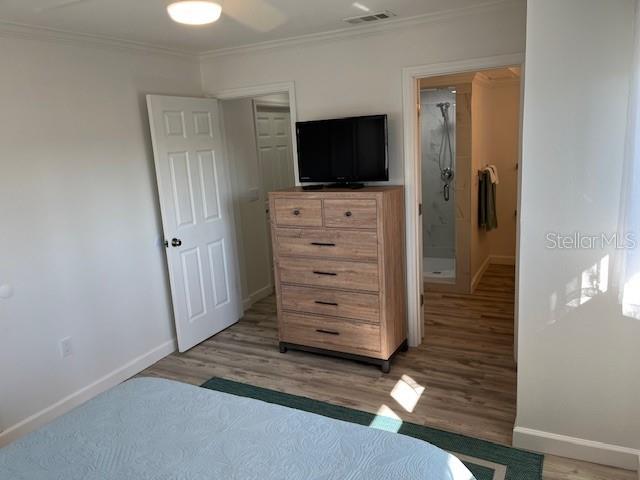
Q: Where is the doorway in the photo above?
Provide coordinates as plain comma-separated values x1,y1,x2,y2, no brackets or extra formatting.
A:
220,90,297,311
419,68,521,295
401,54,524,346
414,65,522,444
253,96,295,280
398,59,523,441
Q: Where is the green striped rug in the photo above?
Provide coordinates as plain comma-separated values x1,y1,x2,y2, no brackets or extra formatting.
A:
201,377,543,480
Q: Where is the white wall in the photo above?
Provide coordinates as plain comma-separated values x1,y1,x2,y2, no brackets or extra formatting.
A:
0,37,201,443
200,1,527,185
515,0,640,469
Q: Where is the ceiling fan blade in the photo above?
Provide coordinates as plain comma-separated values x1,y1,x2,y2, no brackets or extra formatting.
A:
222,0,287,33
36,0,97,13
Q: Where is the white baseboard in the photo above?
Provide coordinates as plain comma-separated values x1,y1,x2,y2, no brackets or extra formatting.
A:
471,255,491,293
0,339,176,448
513,426,640,471
489,255,516,265
242,284,274,310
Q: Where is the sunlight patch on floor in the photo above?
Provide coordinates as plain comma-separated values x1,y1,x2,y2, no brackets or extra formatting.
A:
390,374,425,413
369,404,403,433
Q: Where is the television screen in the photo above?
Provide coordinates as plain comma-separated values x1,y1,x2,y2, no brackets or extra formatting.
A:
296,114,388,183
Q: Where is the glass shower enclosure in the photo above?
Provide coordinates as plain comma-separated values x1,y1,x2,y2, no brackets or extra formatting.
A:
421,87,457,281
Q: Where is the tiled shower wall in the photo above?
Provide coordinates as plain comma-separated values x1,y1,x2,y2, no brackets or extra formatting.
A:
421,88,456,259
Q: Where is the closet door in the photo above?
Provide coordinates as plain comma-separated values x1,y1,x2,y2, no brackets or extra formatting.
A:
147,95,242,352
254,105,296,276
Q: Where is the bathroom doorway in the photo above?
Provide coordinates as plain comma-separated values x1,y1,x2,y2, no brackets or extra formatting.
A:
419,68,521,294
415,66,522,437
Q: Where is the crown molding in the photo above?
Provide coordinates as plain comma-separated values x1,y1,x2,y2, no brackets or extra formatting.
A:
0,20,197,60
473,72,493,88
199,0,524,61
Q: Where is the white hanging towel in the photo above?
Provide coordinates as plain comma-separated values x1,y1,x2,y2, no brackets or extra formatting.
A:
484,165,499,184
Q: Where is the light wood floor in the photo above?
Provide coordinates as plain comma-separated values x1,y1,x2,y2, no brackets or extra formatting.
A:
141,264,635,480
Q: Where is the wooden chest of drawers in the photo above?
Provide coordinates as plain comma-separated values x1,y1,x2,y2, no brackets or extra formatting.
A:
269,186,407,372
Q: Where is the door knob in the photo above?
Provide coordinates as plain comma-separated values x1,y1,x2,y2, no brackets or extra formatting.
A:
171,238,182,247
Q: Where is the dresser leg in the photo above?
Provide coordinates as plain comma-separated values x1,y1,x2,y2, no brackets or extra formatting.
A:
279,343,288,354
400,340,409,352
381,360,391,374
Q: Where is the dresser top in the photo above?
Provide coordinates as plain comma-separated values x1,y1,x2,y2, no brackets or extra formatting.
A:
271,185,404,194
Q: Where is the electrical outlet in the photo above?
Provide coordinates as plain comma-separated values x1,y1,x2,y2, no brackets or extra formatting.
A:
59,337,73,358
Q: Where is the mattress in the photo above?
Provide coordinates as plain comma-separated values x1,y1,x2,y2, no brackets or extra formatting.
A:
0,378,474,479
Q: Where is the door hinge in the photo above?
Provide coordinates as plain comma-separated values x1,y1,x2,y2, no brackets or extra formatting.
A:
418,203,423,216
420,293,424,306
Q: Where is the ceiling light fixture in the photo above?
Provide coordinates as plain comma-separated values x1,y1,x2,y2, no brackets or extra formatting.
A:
167,1,222,25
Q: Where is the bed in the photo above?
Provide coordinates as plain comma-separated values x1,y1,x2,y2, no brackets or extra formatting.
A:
0,378,474,479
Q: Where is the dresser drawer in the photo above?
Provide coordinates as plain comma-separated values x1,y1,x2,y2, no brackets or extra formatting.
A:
277,257,379,292
274,228,378,262
281,312,381,354
281,285,380,323
273,198,322,227
323,199,377,229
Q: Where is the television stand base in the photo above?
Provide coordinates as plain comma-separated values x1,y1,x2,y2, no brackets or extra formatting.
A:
327,182,365,189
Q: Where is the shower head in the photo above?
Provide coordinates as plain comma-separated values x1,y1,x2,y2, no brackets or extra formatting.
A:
437,102,450,117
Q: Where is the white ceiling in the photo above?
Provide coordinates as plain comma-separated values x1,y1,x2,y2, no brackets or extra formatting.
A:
0,0,499,54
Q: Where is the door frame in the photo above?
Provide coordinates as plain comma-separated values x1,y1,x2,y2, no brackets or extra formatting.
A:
209,81,300,185
401,53,524,348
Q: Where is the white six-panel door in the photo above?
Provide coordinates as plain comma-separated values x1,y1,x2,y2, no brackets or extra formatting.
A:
147,95,241,352
255,108,295,198
254,107,295,277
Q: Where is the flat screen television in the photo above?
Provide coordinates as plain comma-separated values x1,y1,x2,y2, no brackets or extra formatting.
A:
296,114,388,183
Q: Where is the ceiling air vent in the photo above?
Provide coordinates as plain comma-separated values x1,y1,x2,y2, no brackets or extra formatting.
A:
343,10,396,25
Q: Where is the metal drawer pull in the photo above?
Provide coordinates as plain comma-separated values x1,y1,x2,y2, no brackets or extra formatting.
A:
315,300,338,306
293,209,301,216
313,271,337,276
344,211,352,217
316,329,340,335
310,242,336,247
